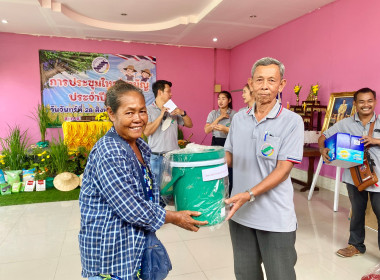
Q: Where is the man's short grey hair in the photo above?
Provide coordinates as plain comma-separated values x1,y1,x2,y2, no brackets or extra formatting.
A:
251,57,285,79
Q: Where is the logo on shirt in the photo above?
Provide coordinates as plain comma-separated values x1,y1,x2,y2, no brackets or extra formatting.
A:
360,164,367,172
261,143,274,157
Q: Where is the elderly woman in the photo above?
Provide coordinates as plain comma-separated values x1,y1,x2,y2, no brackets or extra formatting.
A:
79,80,207,280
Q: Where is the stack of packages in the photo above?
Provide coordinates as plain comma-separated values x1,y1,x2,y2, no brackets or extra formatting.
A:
0,169,46,195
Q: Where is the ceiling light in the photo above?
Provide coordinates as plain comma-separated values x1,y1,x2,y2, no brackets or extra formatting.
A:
213,37,218,42
1,19,8,24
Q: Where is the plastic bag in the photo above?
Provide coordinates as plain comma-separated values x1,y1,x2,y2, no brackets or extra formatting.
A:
5,170,22,185
0,183,12,195
0,170,5,184
160,144,229,229
12,182,22,193
22,168,36,182
362,263,380,280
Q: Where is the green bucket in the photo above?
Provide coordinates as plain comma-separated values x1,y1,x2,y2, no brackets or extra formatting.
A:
161,146,227,226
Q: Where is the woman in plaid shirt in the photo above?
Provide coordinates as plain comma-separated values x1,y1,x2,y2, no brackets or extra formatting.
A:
79,81,207,280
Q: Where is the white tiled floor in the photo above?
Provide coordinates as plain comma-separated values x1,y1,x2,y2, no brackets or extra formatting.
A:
0,184,379,280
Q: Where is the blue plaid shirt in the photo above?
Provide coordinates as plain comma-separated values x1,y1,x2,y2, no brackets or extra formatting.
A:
79,127,166,279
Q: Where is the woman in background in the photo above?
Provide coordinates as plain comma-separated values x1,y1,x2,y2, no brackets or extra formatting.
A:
239,83,255,111
204,90,236,146
204,90,236,195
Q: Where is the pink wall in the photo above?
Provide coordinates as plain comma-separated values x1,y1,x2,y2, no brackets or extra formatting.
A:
201,48,232,145
2,0,379,180
229,0,380,179
0,33,226,146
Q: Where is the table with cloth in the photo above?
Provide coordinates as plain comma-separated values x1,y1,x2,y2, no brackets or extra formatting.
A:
62,121,113,151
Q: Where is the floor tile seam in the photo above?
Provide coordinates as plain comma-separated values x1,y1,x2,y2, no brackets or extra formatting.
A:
170,271,208,279
0,256,61,265
176,231,230,242
202,265,235,279
178,239,205,273
182,238,232,273
0,211,23,248
5,229,71,238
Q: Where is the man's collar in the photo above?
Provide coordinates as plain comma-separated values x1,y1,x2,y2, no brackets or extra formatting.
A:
249,100,283,119
354,112,376,123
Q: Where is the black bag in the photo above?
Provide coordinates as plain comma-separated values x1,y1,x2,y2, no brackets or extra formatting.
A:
106,130,172,280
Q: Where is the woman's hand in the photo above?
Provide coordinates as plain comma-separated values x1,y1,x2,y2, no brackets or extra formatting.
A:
214,124,229,133
218,112,230,120
165,210,208,232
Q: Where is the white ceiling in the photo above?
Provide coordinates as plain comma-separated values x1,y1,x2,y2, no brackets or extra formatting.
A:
0,0,336,49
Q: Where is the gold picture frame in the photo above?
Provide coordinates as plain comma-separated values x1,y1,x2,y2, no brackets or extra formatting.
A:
321,91,356,132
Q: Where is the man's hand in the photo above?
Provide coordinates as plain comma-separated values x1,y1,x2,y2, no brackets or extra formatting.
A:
166,210,208,232
320,147,331,163
224,192,250,220
160,107,169,117
361,136,380,147
170,108,184,116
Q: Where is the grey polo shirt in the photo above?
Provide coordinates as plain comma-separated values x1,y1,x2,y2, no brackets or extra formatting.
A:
238,106,250,112
225,101,304,232
147,102,184,153
323,113,380,192
206,108,237,138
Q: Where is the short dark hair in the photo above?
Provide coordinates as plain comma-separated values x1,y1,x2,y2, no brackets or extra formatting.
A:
354,87,376,101
152,80,172,97
105,80,144,113
219,90,233,109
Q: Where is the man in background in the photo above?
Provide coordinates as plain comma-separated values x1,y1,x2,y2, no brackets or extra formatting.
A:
319,88,380,258
144,80,193,183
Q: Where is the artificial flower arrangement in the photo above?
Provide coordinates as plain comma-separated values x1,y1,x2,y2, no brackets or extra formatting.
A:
311,83,320,97
294,84,302,97
95,111,110,121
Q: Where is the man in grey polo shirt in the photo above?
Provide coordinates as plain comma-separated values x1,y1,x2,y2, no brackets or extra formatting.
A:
319,87,380,258
144,80,193,182
224,57,304,280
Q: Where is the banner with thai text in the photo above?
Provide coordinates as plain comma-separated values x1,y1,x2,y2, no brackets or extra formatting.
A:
39,50,156,127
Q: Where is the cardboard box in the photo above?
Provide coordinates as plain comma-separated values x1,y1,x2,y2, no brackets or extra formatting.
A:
325,132,364,168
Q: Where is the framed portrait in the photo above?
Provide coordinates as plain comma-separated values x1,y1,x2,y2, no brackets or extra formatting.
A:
321,92,356,132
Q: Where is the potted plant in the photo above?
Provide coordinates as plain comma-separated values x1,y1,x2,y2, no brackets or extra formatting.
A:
28,147,53,188
31,104,51,147
49,136,70,175
67,146,90,175
0,125,29,171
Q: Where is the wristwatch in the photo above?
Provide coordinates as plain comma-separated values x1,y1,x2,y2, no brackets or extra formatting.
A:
245,189,255,202
181,110,187,117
